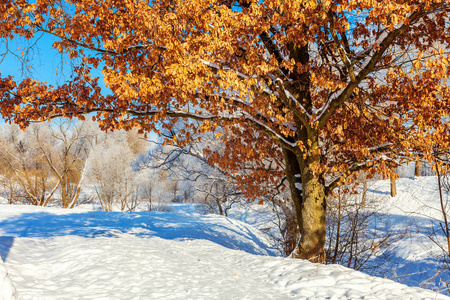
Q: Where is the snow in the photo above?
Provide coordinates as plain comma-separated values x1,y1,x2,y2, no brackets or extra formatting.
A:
356,176,450,291
0,197,17,300
374,176,447,220
0,258,17,300
0,195,449,299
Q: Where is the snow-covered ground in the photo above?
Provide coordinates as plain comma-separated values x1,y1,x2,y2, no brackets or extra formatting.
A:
1,176,450,299
364,176,450,291
0,259,17,300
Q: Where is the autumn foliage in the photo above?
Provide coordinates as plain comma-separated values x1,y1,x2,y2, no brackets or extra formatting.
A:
1,0,450,262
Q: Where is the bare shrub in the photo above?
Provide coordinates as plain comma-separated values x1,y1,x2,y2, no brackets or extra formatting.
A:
427,163,450,293
325,180,392,272
270,199,299,257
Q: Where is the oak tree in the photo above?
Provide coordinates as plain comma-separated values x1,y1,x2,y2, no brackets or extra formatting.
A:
1,0,450,262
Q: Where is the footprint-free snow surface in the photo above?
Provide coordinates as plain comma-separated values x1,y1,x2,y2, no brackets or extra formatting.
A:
0,204,448,299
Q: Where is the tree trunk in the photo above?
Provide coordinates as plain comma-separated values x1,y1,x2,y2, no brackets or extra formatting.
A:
390,173,397,197
332,187,342,264
284,134,327,263
284,42,328,262
415,160,421,177
282,148,303,235
295,155,327,263
62,180,68,208
361,173,368,207
216,199,224,216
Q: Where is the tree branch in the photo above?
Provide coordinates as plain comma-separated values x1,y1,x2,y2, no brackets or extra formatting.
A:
46,107,298,151
317,8,425,129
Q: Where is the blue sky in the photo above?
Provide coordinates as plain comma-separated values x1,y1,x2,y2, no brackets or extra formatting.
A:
1,33,74,84
0,33,80,125
0,32,160,141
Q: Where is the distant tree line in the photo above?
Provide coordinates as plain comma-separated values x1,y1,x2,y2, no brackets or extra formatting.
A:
0,119,149,210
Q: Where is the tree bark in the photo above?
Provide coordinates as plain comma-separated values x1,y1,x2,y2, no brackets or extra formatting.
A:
332,187,342,264
390,173,397,197
294,153,327,263
62,179,68,208
361,173,368,207
415,160,421,177
284,131,327,263
282,148,303,235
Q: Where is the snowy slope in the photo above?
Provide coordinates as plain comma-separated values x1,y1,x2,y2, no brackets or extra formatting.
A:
362,176,450,291
374,176,448,219
0,203,448,299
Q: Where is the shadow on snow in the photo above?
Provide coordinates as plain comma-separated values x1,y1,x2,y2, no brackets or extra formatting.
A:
0,210,277,261
354,212,450,292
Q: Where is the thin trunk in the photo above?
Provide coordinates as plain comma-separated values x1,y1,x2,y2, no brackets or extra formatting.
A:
216,199,223,216
332,187,342,264
62,179,68,208
348,230,354,268
362,179,368,206
69,163,87,209
390,173,397,197
415,160,421,177
69,186,82,209
42,180,61,207
8,178,14,204
149,187,152,211
353,229,359,270
437,166,450,255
